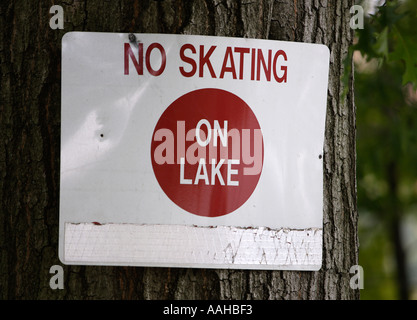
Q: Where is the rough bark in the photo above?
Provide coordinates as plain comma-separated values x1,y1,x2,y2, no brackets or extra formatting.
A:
0,0,358,299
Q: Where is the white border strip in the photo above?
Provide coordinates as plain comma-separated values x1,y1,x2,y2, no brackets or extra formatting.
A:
63,223,322,270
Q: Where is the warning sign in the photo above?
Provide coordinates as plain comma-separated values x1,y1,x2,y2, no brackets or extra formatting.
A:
59,32,330,270
151,88,263,217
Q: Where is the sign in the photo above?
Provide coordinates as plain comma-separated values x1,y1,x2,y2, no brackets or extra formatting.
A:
59,32,330,270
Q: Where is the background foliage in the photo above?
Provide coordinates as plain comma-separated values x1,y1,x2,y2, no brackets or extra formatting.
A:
353,0,417,299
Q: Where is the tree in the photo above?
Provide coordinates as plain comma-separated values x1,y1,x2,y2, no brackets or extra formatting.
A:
0,0,358,299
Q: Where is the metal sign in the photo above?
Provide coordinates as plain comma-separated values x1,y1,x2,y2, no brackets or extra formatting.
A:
59,32,329,270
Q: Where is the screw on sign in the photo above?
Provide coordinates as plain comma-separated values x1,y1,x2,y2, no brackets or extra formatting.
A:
151,88,264,217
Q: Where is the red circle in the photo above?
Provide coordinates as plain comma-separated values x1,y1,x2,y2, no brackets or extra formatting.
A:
151,88,263,217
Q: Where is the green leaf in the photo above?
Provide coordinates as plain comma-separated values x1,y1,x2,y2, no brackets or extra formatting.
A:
373,27,389,59
389,25,417,89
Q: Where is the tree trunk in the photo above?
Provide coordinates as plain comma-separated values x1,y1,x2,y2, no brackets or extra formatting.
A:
0,0,358,299
387,161,409,300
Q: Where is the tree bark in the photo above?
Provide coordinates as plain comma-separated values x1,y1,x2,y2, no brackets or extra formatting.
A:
0,0,358,299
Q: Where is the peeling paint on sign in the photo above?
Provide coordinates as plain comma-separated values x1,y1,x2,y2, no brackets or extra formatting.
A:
64,223,322,270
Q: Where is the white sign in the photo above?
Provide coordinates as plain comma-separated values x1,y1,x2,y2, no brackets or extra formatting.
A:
59,32,330,270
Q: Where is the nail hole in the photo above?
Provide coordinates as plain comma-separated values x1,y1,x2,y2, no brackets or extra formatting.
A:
319,154,322,159
100,134,104,138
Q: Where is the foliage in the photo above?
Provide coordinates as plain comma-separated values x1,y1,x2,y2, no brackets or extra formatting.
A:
353,0,417,299
354,0,417,88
